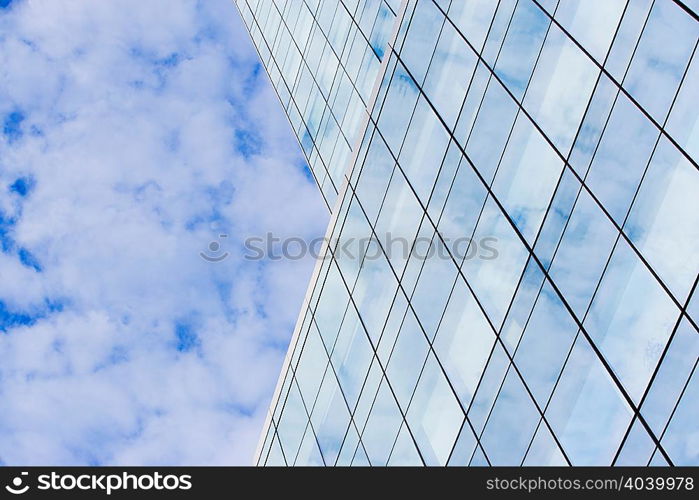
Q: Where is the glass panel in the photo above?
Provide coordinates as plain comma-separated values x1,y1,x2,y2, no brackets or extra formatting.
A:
433,276,497,409
354,133,395,225
386,308,430,410
399,0,444,85
623,0,699,124
615,418,656,466
500,257,546,353
266,432,287,466
467,342,510,434
604,0,654,81
461,196,529,328
524,24,599,155
546,336,633,465
480,369,540,465
313,262,351,351
336,422,360,466
554,0,626,63
295,322,329,408
407,353,464,465
331,303,374,411
387,423,423,465
660,364,699,465
548,189,618,319
377,64,420,156
514,282,579,407
447,421,478,466
464,78,519,184
352,251,399,344
666,50,699,163
585,239,679,403
295,425,324,465
276,379,310,462
523,422,567,465
397,95,451,204
494,0,550,100
310,370,351,465
361,378,403,465
446,0,500,53
641,319,699,437
624,137,699,302
492,113,565,245
585,92,659,225
423,18,478,129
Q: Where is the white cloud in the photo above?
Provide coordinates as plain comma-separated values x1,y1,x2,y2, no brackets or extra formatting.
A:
0,0,327,464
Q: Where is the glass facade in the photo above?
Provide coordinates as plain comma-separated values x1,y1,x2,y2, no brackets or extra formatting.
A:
237,0,699,466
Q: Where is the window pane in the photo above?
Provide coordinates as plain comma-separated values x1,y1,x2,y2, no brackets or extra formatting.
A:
666,50,699,163
407,353,464,465
446,0,499,53
555,0,626,63
624,137,699,302
361,378,403,465
585,239,679,403
480,369,540,465
661,365,699,465
585,93,659,225
387,423,422,465
615,418,656,466
399,0,444,85
492,113,565,245
623,0,699,124
524,25,600,155
523,422,567,465
310,370,351,465
433,276,497,409
386,308,430,410
546,336,632,465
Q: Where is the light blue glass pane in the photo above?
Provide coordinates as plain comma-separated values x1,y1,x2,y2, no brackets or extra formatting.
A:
567,74,618,177
481,369,540,465
313,262,351,351
642,319,699,437
399,0,444,85
533,169,581,270
276,379,310,462
624,137,699,303
494,0,550,100
310,370,351,465
648,449,669,466
615,418,656,466
446,0,500,53
426,140,463,221
369,1,393,60
689,290,699,326
351,443,370,466
500,257,546,353
585,239,679,403
661,366,699,465
467,342,510,434
524,25,599,155
266,433,287,466
454,62,492,148
397,95,451,204
409,247,459,341
480,0,519,67
549,189,618,319
585,93,659,225
546,336,632,465
354,134,396,224
423,18,478,129
386,309,430,410
469,445,490,466
352,252,399,344
373,171,424,276
461,196,529,328
407,354,464,465
447,422,478,466
334,197,374,286
353,357,383,430
666,50,699,163
361,378,403,465
554,0,626,63
377,64,420,156
295,424,325,465
437,156,489,253
331,304,374,411
433,276,497,409
623,0,699,124
376,287,408,364
465,79,519,184
492,114,565,245
387,423,423,465
523,422,567,465
514,282,578,407
336,421,360,466
295,324,329,408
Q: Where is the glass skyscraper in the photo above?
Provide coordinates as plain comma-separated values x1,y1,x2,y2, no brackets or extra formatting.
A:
235,0,699,466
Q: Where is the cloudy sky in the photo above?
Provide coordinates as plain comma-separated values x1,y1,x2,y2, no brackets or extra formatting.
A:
0,0,327,464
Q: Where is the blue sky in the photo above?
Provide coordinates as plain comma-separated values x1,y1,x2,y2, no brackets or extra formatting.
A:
0,0,327,464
